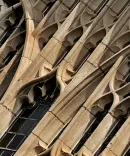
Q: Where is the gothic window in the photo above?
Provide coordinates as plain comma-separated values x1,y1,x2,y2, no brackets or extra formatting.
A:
0,77,58,156
0,96,53,156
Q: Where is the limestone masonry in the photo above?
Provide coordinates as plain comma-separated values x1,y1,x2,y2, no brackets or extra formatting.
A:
0,0,130,155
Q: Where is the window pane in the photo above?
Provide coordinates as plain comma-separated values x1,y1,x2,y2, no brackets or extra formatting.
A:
9,118,26,132
41,100,52,106
7,135,25,150
20,108,36,118
0,149,4,155
0,133,14,148
18,120,36,134
30,105,49,119
1,150,14,156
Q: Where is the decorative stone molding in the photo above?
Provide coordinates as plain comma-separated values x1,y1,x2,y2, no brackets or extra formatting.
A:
0,0,130,156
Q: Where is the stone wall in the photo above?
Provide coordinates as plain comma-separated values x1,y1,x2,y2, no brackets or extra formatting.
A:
0,0,130,155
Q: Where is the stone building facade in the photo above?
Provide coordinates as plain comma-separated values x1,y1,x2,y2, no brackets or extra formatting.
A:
0,0,130,155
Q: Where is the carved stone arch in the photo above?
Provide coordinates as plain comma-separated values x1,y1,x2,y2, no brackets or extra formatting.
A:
29,0,57,22
110,31,130,52
103,8,130,53
0,28,25,69
35,145,53,156
90,92,113,115
102,9,117,27
97,46,118,65
33,0,79,39
12,67,55,105
35,145,45,156
34,1,75,51
0,3,22,40
111,69,125,91
54,1,120,89
62,0,79,10
54,3,70,27
41,23,58,39
42,0,56,17
0,33,24,73
65,26,83,45
70,0,108,32
1,1,130,155
81,28,108,65
33,0,55,14
80,6,96,27
116,56,130,80
16,76,54,104
84,41,94,50
38,23,58,50
99,55,130,105
0,4,25,95
15,95,31,113
72,2,129,71
86,28,106,47
113,97,130,118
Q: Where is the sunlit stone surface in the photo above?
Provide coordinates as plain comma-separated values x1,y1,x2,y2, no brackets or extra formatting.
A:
0,0,130,156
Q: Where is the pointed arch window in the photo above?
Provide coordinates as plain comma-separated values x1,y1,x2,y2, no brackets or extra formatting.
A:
0,77,58,156
0,96,53,155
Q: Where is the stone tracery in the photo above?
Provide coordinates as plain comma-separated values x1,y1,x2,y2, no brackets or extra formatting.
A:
0,0,130,156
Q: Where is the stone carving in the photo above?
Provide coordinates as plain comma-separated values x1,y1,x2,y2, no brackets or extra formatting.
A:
0,0,130,156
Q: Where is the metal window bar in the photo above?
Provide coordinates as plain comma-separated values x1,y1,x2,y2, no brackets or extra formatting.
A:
0,96,54,156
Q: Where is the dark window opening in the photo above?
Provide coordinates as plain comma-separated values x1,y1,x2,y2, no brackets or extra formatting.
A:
43,1,56,16
94,116,127,156
0,26,15,47
123,41,130,48
0,97,53,156
125,147,130,156
70,0,80,11
40,42,47,50
3,52,16,65
0,77,59,156
48,119,72,148
73,36,82,44
120,68,130,88
72,103,112,154
75,47,95,72
53,46,72,68
0,43,24,100
0,6,23,47
3,0,20,7
96,0,109,14
96,39,103,46
37,121,72,156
